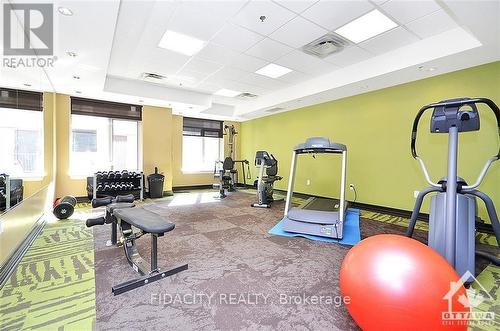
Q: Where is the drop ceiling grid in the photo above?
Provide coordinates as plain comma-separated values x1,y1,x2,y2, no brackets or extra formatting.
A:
110,0,459,99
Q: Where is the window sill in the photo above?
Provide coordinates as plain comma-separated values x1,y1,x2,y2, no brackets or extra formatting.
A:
5,176,44,181
181,171,214,175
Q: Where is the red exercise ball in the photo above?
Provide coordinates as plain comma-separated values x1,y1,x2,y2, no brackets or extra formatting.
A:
340,234,470,330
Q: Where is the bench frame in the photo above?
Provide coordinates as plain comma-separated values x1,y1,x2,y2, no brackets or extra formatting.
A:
89,203,188,295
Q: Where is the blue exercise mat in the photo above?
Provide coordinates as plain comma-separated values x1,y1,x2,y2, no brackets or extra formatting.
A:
268,208,361,246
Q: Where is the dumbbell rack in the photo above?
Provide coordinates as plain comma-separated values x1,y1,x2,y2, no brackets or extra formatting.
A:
92,171,144,200
0,174,11,211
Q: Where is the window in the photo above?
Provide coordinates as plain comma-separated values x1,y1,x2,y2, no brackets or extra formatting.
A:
70,115,139,176
182,117,223,172
0,108,44,177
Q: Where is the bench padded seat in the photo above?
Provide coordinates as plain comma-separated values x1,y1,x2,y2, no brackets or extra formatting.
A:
107,202,135,213
113,207,175,234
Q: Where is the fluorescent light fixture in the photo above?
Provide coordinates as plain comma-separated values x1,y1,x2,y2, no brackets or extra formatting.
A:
334,9,397,43
255,63,292,78
158,30,206,56
214,89,242,97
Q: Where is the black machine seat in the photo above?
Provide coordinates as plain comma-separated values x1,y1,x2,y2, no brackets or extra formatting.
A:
113,207,175,234
107,202,135,213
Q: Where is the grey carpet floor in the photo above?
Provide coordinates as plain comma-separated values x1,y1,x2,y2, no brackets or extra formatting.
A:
91,191,425,330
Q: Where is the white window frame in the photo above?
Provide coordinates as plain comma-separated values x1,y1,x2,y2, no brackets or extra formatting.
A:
181,135,223,174
69,114,141,178
0,107,44,179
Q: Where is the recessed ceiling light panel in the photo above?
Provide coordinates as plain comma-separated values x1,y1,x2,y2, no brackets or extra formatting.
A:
158,30,206,56
255,63,292,78
334,9,397,43
214,89,242,97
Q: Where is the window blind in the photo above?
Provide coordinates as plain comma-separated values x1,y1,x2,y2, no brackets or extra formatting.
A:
0,88,43,111
183,117,223,138
71,97,142,121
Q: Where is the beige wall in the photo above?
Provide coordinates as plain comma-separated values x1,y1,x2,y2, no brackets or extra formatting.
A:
23,92,56,197
142,105,173,192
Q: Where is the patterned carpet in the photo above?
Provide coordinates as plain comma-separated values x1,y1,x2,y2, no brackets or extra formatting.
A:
0,217,96,330
0,189,498,330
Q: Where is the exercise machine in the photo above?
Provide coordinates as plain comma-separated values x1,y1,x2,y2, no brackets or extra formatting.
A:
86,194,188,295
213,157,251,199
224,124,238,159
251,151,283,208
0,174,23,212
280,137,348,239
407,97,500,281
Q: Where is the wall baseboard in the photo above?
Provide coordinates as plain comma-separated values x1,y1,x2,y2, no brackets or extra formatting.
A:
173,185,213,192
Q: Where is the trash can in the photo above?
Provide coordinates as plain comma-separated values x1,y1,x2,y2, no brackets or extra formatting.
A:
148,167,164,198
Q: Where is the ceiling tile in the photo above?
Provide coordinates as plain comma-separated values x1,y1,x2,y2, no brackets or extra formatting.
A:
167,1,247,40
181,58,224,75
323,46,373,66
275,50,338,75
196,43,241,65
176,69,209,83
209,67,252,81
273,0,319,14
370,0,389,4
277,70,312,84
196,82,222,93
241,73,288,89
245,38,294,61
381,0,441,25
359,27,419,54
405,9,457,39
269,16,328,48
301,0,374,30
211,23,265,52
228,53,269,72
232,1,297,36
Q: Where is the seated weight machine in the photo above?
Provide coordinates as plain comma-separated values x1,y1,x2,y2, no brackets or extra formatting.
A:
251,151,283,208
213,157,250,199
86,194,188,295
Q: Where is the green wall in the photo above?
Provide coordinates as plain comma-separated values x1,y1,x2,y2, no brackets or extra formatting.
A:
241,61,500,216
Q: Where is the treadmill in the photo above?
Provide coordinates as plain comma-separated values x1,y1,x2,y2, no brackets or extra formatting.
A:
281,137,348,239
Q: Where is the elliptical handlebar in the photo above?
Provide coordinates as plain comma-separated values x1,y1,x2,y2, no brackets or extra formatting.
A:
411,97,500,188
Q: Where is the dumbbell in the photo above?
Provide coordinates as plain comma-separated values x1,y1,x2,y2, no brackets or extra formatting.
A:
96,184,104,192
108,172,116,179
53,195,77,219
121,170,129,179
103,183,111,191
115,171,122,179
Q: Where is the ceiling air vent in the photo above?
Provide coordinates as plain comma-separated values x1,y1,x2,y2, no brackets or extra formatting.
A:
302,33,348,59
237,92,258,99
142,72,166,80
265,107,285,113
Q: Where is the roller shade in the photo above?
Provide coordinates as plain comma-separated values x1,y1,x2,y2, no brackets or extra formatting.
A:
71,97,142,120
183,117,223,138
0,88,43,111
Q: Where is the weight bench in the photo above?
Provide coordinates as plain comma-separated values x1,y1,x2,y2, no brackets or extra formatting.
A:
86,196,188,295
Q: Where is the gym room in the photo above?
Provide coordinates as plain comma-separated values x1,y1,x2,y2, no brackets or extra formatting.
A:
0,0,499,329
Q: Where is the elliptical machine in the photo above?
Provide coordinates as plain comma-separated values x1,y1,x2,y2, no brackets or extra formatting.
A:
407,97,500,281
251,151,283,208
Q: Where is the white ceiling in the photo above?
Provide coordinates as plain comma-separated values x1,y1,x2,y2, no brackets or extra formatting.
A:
0,0,499,121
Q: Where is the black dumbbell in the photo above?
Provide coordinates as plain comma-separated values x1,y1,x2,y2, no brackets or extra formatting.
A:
108,172,116,179
103,183,111,191
53,195,77,219
121,170,129,179
115,171,122,179
96,184,103,191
